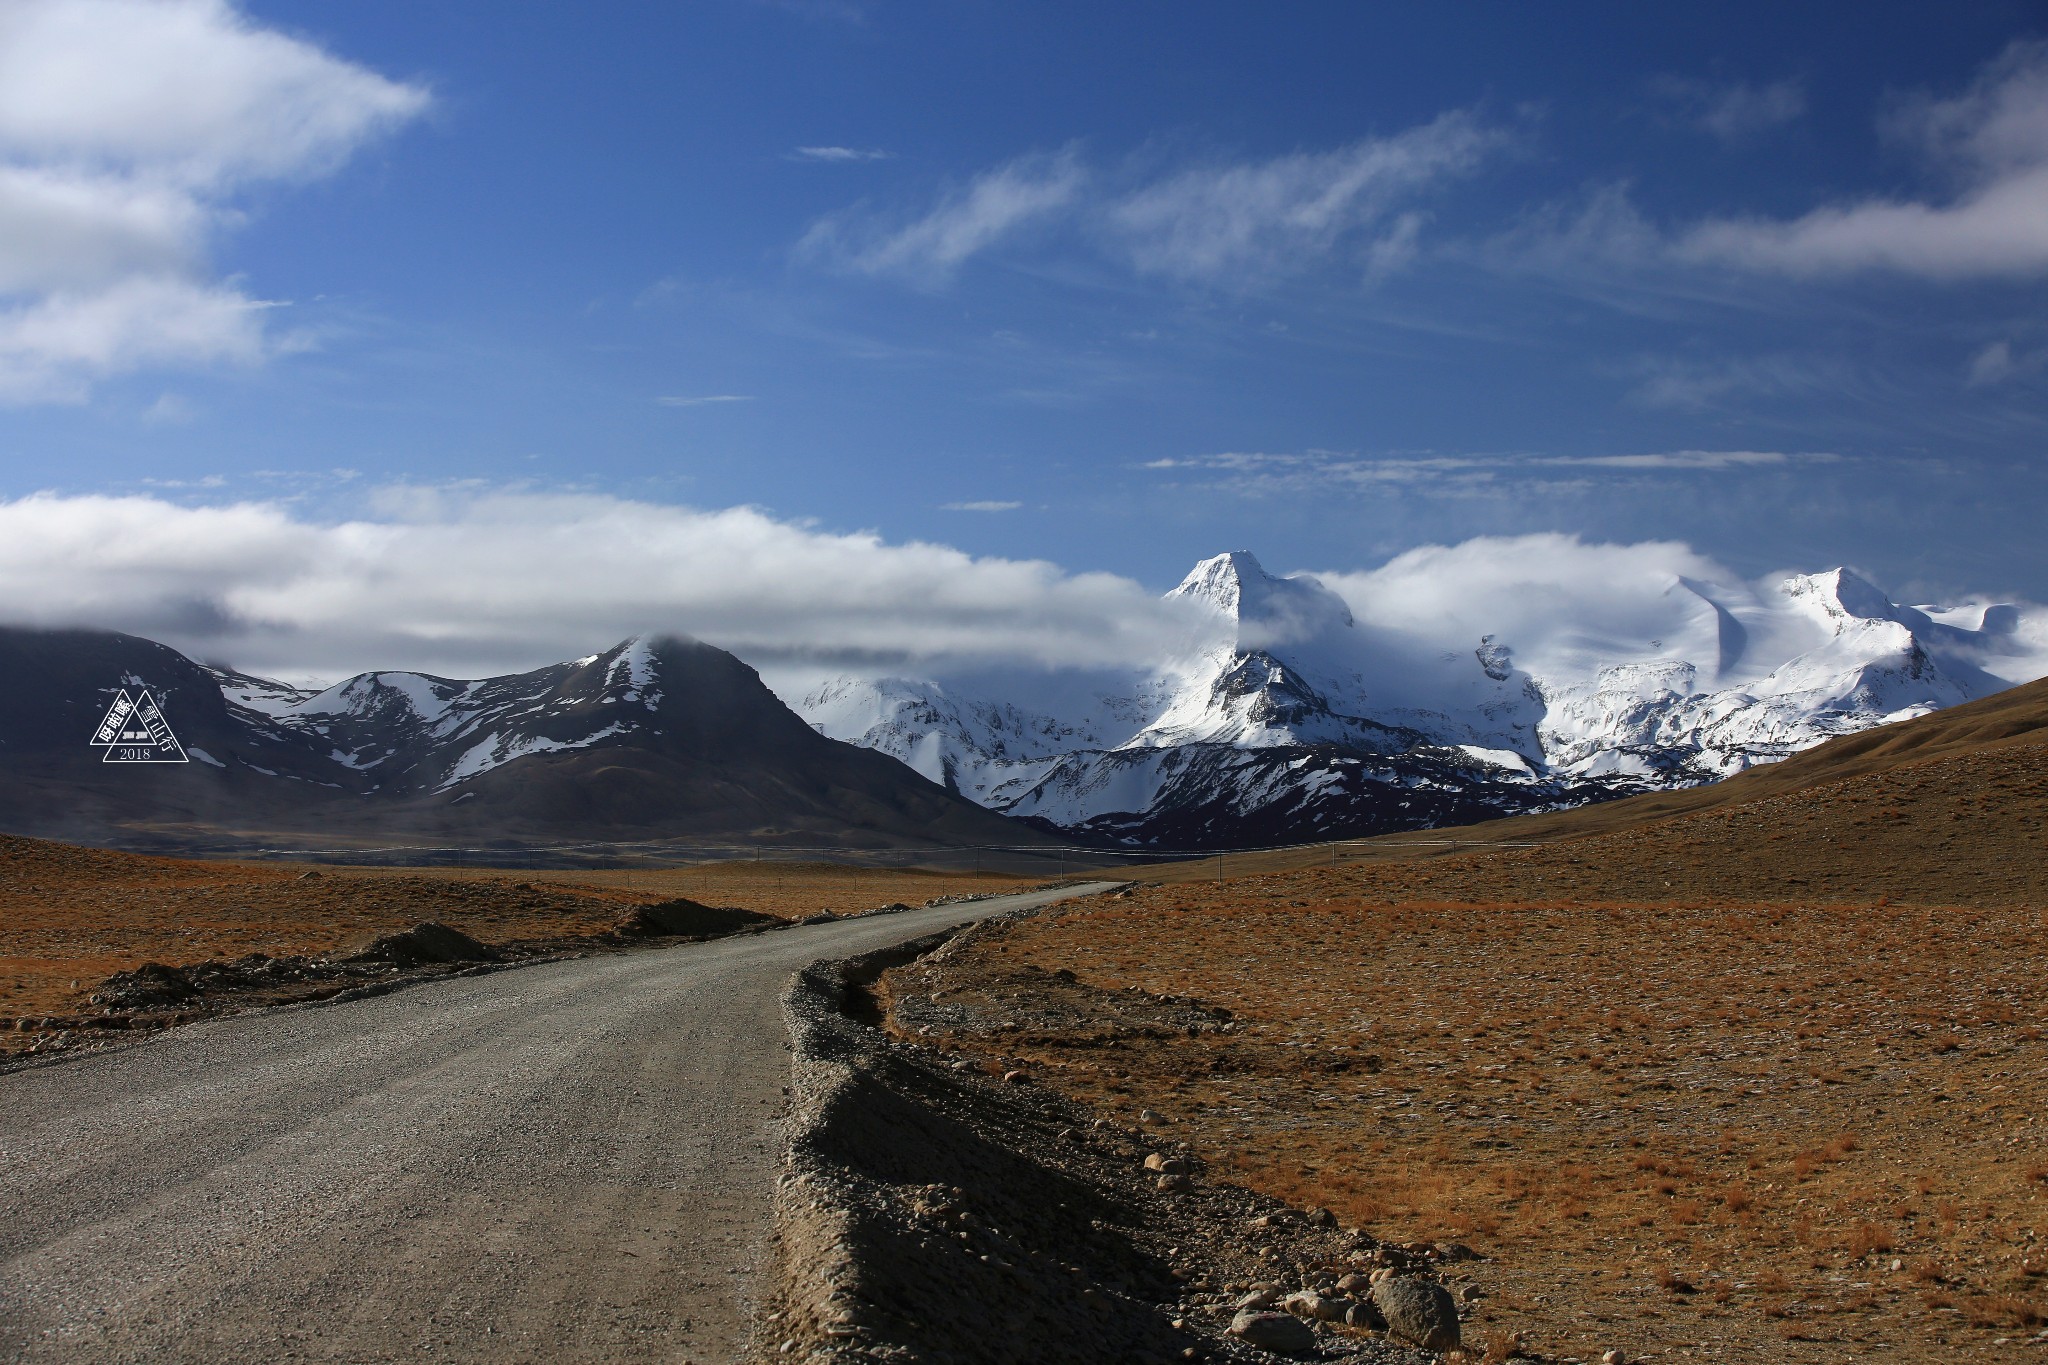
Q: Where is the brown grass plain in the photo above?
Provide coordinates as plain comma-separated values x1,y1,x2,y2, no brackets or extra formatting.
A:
0,833,1033,1029
892,722,2048,1361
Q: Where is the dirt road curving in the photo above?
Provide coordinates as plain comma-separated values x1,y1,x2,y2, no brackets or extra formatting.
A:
0,883,1115,1364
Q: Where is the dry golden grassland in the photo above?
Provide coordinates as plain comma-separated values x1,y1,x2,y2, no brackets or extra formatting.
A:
908,740,2048,1361
0,832,1031,1023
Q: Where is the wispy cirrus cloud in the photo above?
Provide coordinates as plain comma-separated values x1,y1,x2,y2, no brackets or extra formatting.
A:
797,148,1085,283
1621,352,1851,411
788,145,893,163
1967,339,2048,386
941,499,1021,512
1648,75,1805,143
1106,112,1502,282
798,112,1509,288
0,0,429,403
1144,446,1838,494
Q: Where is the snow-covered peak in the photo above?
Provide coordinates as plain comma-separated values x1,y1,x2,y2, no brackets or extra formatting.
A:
297,670,462,724
1167,550,1355,650
1779,567,1903,629
600,634,665,705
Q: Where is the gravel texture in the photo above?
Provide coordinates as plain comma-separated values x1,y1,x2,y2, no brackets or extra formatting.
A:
0,883,1109,1363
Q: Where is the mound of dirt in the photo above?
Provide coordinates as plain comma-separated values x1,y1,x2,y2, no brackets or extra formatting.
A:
89,961,200,1009
350,921,499,967
614,898,779,940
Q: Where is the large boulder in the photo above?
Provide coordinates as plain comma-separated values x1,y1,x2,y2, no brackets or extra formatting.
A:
1371,1275,1460,1351
1227,1311,1318,1355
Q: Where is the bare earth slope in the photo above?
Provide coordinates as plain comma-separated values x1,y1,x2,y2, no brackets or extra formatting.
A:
0,883,1106,1365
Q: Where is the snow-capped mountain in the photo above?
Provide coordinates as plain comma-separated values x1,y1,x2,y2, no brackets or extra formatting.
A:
0,629,1038,854
797,551,2048,846
223,637,671,795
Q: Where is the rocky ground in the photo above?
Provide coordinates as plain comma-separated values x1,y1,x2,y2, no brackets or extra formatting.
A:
859,885,2048,1363
766,916,1502,1364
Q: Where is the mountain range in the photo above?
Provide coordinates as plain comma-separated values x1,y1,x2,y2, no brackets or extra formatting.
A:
796,551,2048,846
4,550,2041,855
0,629,1039,857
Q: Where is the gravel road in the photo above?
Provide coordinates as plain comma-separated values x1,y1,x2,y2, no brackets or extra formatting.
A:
0,882,1115,1364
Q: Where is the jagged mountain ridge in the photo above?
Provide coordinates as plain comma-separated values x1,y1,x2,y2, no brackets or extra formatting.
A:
797,551,2048,846
0,628,1046,855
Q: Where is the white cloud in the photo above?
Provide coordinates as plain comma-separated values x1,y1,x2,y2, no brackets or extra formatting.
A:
0,0,427,401
1649,76,1805,143
1314,534,1759,680
1,492,2032,699
798,113,1505,287
1107,113,1500,282
798,148,1084,282
1622,352,1847,411
1144,446,1831,493
941,500,1021,512
1677,43,2048,278
0,487,1201,679
140,390,197,424
789,145,892,163
0,274,275,402
656,393,754,407
1967,337,2048,385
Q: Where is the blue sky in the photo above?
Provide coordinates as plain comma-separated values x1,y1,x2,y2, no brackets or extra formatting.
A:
1,1,2046,678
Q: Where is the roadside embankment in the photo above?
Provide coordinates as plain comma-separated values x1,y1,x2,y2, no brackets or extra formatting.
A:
766,913,1461,1363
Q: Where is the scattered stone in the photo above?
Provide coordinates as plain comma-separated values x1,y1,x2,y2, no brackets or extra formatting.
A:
1282,1291,1352,1323
1234,1287,1283,1311
1344,1300,1388,1330
1601,1350,1626,1365
1335,1272,1372,1294
1434,1241,1480,1262
1306,1206,1336,1228
1227,1311,1318,1356
1138,1108,1165,1125
1371,1275,1460,1352
297,869,322,879
90,961,198,1009
1156,1174,1192,1193
1143,1153,1191,1174
1002,1069,1029,1085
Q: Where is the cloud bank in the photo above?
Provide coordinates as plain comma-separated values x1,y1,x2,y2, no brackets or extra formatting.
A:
4,488,2036,695
0,487,1202,681
0,0,427,401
